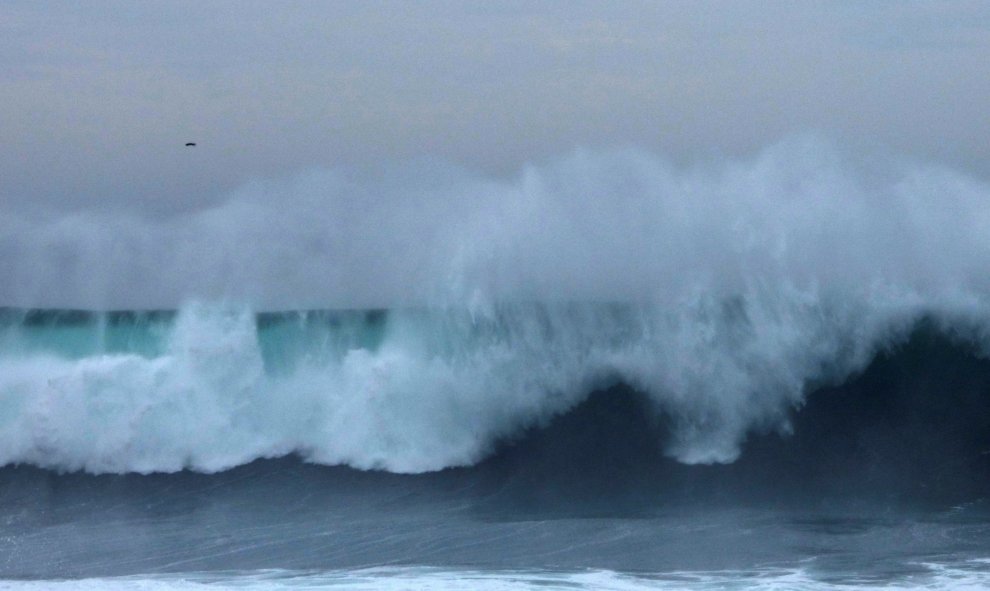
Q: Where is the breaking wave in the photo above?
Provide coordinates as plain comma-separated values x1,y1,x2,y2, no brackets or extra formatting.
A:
3,138,990,475
1,298,989,475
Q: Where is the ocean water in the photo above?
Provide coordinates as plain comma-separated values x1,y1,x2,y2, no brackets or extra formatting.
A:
1,305,990,589
4,143,990,588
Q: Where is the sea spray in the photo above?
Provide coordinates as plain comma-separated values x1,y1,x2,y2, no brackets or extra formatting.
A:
4,138,990,472
0,292,986,474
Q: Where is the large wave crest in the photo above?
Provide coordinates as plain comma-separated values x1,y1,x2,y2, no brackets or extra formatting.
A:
3,138,990,473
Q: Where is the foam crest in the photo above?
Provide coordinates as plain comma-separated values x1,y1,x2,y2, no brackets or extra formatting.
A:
4,139,990,473
3,138,990,310
0,293,985,474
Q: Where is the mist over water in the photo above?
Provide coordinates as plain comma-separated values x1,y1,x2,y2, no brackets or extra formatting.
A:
4,136,990,310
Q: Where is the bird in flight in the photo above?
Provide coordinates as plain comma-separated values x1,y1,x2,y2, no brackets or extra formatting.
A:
185,142,197,147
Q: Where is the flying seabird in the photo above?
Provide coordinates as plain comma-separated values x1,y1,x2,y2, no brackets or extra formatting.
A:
185,142,196,147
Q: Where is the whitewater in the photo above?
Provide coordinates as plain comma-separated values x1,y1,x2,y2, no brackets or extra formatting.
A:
5,139,990,588
4,138,990,474
0,294,986,476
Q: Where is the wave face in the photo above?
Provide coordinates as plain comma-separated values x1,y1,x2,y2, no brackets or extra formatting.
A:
4,139,990,475
1,298,989,475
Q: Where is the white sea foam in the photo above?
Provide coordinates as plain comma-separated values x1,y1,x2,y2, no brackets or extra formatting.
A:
3,564,990,590
3,139,990,473
0,292,986,474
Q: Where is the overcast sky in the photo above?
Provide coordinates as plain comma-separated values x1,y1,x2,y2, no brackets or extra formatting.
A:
3,1,989,217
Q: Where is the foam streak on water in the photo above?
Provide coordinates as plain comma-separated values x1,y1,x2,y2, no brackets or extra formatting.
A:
3,564,990,591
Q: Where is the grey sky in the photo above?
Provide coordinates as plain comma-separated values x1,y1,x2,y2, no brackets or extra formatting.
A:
3,1,990,217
